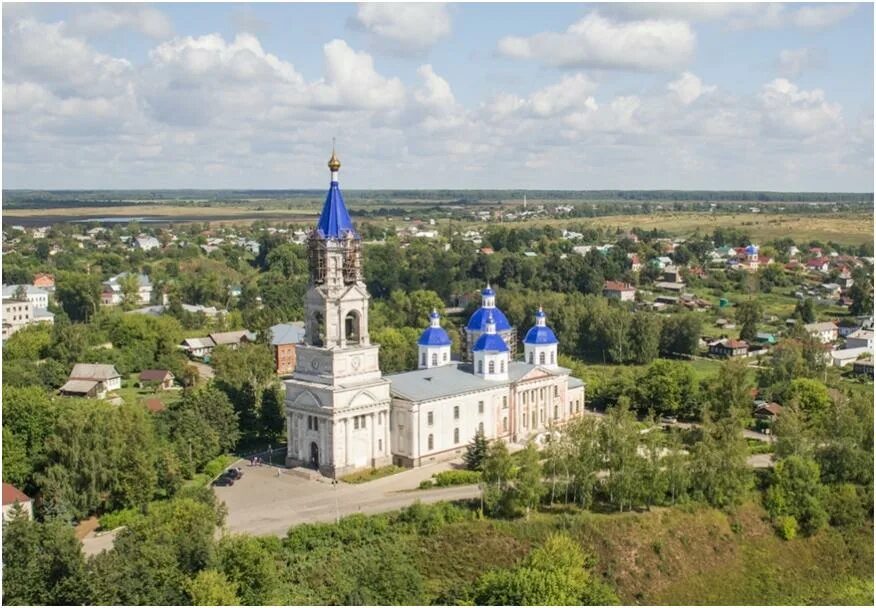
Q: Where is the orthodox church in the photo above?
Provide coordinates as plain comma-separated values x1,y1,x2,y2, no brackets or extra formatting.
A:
284,151,585,476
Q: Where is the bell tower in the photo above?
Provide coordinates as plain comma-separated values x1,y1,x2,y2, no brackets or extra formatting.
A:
285,147,391,476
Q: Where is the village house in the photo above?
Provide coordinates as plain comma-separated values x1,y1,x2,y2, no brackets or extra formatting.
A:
138,369,175,390
845,328,874,351
59,363,122,398
32,273,55,289
2,284,50,309
852,358,874,378
804,321,838,344
2,483,33,522
270,322,306,375
133,235,161,251
709,338,749,358
181,337,216,359
806,257,830,273
102,272,153,306
830,347,872,368
602,280,637,302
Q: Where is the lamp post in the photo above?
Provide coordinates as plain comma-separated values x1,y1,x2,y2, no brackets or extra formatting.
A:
332,476,340,524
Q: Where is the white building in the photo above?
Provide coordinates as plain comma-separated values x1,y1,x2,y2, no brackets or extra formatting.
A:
2,284,49,309
285,151,585,476
134,235,160,251
102,272,153,306
804,321,839,344
2,484,33,522
845,329,874,351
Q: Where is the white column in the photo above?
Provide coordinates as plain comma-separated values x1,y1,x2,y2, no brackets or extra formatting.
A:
384,408,390,460
344,418,351,466
370,413,376,463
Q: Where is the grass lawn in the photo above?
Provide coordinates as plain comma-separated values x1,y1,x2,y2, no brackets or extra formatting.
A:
340,464,406,484
114,374,181,410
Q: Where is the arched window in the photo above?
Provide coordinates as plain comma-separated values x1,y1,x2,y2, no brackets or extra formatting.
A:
311,312,325,347
345,310,361,344
477,360,483,374
539,351,546,365
488,361,495,374
431,353,437,366
428,434,434,450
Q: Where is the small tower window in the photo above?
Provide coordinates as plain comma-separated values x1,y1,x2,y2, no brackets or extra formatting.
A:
539,351,546,365
345,310,361,344
478,422,484,434
454,428,460,443
422,352,427,366
477,360,483,374
453,406,460,420
443,352,448,362
529,351,534,364
488,361,495,374
428,434,434,450
311,312,325,347
550,351,555,364
431,353,438,366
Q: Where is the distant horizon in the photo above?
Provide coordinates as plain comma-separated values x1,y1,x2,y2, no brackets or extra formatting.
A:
3,188,874,196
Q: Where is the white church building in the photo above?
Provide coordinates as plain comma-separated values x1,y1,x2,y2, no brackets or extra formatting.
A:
285,151,585,477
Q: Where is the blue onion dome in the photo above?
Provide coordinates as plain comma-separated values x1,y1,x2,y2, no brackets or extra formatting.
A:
524,307,558,345
473,312,509,352
418,309,452,346
745,244,758,254
466,283,512,331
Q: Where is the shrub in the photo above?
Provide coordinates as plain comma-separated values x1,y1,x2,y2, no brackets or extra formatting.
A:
776,515,798,540
824,483,866,528
203,454,237,480
99,506,144,531
418,479,434,489
433,469,482,487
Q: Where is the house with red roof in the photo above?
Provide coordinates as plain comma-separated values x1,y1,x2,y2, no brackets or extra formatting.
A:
2,483,32,521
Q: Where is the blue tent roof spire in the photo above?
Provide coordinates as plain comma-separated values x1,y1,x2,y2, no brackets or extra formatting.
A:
316,144,357,239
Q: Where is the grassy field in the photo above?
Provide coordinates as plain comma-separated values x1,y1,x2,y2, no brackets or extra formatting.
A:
414,500,873,605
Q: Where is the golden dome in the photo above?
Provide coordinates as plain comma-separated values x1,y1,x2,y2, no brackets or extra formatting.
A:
328,149,341,172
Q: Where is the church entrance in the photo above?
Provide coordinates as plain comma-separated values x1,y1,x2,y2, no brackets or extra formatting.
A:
310,442,319,469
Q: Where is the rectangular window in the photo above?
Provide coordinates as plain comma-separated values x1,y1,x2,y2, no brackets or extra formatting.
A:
554,405,558,420
502,417,508,431
361,415,367,429
314,417,319,432
478,422,484,433
554,386,559,398
478,400,484,414
354,417,359,430
502,396,508,409
453,428,459,443
378,439,382,452
427,411,434,426
453,406,459,420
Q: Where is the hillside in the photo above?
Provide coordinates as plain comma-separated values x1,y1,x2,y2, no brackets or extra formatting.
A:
414,501,873,605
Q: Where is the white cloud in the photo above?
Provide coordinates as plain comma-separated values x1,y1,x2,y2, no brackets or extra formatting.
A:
530,74,598,117
3,18,132,98
599,3,857,30
667,72,716,105
312,39,406,110
414,64,455,110
497,12,695,71
777,47,824,77
354,3,451,53
759,78,843,136
68,5,173,39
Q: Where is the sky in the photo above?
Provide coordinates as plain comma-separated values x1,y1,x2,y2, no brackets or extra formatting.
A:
2,2,873,191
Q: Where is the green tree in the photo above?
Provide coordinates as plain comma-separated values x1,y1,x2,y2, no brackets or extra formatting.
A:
515,442,545,519
634,360,698,418
735,299,762,343
482,440,514,517
1,509,92,605
565,417,602,508
55,271,101,322
600,398,644,512
764,456,828,535
628,313,661,364
793,297,817,323
690,415,753,509
706,358,753,420
473,533,618,606
787,378,831,423
659,313,702,356
214,535,281,604
185,570,241,606
463,428,489,471
212,342,279,440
